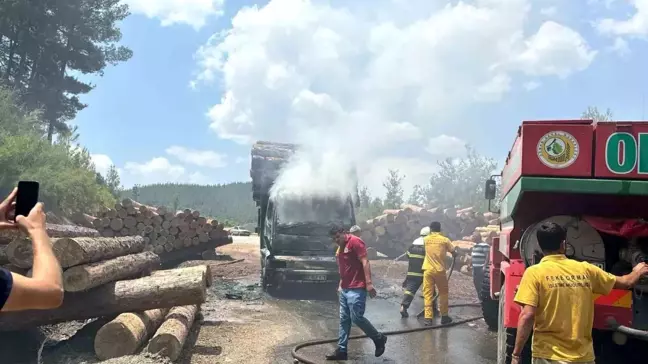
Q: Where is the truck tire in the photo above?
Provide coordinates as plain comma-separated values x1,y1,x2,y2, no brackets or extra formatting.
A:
480,259,499,331
497,285,531,364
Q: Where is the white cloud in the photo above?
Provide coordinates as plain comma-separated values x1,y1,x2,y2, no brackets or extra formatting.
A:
540,6,557,17
608,37,631,56
124,157,186,184
165,145,227,168
425,135,467,158
235,156,249,164
523,81,541,91
193,0,596,147
597,0,648,37
124,0,224,29
191,0,597,195
91,154,114,176
508,21,596,79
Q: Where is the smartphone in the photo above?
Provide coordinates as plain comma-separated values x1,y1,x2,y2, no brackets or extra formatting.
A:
15,181,39,218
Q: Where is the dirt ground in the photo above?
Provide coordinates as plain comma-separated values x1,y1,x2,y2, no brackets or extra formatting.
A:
0,236,485,364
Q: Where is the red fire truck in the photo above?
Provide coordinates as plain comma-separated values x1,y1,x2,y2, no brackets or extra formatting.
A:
481,120,648,364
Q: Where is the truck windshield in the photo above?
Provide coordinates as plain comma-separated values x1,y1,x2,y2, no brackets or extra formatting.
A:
275,196,353,232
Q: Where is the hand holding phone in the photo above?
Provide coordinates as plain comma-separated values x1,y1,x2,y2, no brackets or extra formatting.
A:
0,188,18,229
15,181,39,219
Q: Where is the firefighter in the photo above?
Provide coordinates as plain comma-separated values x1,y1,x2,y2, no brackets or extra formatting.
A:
400,227,439,318
512,222,648,364
422,221,456,325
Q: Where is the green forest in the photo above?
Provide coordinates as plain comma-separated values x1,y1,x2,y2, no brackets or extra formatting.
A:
0,0,129,215
121,183,258,226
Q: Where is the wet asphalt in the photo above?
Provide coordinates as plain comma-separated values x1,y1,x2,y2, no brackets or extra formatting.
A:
267,284,498,364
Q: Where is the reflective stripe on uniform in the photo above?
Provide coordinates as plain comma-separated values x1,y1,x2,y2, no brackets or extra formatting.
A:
407,272,424,277
404,290,414,296
407,252,425,259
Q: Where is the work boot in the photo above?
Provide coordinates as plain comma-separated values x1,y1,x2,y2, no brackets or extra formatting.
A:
441,316,453,325
325,349,347,361
424,318,435,326
400,305,409,318
373,335,387,357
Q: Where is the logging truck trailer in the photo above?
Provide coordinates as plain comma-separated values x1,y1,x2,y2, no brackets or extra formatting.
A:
250,141,359,292
482,120,648,364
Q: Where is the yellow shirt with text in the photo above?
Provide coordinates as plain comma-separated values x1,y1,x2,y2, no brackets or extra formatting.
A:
514,255,617,362
421,232,454,273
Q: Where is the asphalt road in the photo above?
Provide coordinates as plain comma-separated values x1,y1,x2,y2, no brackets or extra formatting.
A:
265,283,497,364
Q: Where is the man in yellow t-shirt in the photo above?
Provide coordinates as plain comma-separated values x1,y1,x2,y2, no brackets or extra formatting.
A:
422,221,456,326
512,222,648,364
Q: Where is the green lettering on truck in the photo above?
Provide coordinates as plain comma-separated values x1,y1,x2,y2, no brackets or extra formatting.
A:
606,132,637,174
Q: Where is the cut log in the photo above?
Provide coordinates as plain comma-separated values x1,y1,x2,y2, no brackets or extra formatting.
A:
151,265,212,287
63,251,161,292
69,212,97,229
147,305,199,361
110,218,124,231
0,223,99,244
54,236,146,268
0,268,207,331
94,308,169,360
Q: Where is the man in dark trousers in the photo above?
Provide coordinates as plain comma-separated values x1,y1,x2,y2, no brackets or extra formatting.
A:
400,226,439,318
326,226,387,361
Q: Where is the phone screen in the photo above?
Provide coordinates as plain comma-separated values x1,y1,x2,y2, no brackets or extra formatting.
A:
15,181,39,218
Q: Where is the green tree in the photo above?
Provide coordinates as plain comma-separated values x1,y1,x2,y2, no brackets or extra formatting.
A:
105,165,121,197
0,0,133,141
0,86,115,214
131,184,140,201
422,146,498,211
581,106,613,123
358,186,371,209
407,185,424,205
382,169,404,209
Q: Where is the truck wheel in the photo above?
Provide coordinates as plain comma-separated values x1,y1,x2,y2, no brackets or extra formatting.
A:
497,285,531,364
480,259,499,331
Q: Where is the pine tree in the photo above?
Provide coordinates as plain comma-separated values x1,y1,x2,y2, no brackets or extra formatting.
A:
382,169,404,209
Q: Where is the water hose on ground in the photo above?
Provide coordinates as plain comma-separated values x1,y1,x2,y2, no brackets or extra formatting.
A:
292,255,485,364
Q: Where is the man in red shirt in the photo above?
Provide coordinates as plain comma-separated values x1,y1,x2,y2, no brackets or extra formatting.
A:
326,227,387,361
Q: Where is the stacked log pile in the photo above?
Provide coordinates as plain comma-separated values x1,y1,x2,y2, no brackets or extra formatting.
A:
89,199,231,256
359,204,488,258
360,204,502,273
0,234,210,332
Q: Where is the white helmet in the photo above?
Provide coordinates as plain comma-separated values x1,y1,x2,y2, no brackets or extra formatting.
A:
420,227,430,236
349,225,361,233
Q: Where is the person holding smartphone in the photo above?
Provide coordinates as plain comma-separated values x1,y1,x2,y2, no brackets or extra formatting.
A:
0,187,64,311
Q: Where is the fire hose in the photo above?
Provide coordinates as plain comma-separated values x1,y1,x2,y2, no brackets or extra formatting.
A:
291,255,484,364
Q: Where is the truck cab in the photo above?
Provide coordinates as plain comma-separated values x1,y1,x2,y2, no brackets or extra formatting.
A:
259,194,354,291
481,120,648,364
250,141,358,293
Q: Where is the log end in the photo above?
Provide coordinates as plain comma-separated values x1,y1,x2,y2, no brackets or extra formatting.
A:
147,333,182,361
94,317,142,360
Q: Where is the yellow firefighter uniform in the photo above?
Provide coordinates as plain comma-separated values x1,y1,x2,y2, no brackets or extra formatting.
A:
422,232,455,319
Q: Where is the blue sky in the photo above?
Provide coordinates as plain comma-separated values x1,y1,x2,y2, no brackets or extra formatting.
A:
75,0,648,196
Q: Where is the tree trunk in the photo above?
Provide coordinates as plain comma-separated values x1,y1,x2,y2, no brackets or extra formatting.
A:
94,308,169,360
63,252,160,292
69,212,97,228
0,223,99,244
0,268,207,331
54,236,146,268
147,305,199,361
151,265,212,287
